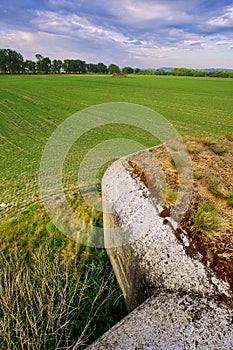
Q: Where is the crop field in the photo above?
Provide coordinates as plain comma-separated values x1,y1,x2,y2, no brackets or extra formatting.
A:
1,74,233,221
0,74,233,348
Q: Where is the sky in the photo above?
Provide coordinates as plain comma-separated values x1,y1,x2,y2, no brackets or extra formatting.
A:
0,0,233,68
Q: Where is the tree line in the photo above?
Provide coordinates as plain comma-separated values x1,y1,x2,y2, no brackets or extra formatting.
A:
137,67,233,78
0,48,128,74
0,48,232,78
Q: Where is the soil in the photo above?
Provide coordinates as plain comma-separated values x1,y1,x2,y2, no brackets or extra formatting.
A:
127,137,233,291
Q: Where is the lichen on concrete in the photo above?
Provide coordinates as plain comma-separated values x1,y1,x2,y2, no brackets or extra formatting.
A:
88,292,233,349
91,150,233,349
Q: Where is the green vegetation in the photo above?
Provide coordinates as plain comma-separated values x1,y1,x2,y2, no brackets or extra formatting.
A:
206,176,233,208
1,74,233,347
192,202,227,238
1,48,233,78
207,176,224,198
1,74,232,220
0,206,126,349
0,244,125,349
138,67,233,78
165,187,178,205
200,137,228,155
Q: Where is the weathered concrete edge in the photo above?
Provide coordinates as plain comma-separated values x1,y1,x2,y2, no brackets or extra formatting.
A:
88,291,233,350
88,155,233,349
102,158,232,303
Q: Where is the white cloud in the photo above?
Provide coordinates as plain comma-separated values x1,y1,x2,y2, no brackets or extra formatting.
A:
31,10,135,45
119,0,174,21
0,30,35,47
107,0,192,27
1,1,233,68
216,40,228,45
48,0,72,6
0,29,75,59
208,6,233,27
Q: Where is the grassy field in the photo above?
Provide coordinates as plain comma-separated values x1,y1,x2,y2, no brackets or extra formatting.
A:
0,74,233,220
0,74,233,348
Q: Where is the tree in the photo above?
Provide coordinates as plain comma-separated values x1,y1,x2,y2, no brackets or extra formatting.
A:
97,62,108,74
24,60,36,74
62,59,86,74
35,54,52,74
0,48,24,73
122,66,134,74
108,64,120,74
52,59,63,73
86,63,98,73
134,68,141,74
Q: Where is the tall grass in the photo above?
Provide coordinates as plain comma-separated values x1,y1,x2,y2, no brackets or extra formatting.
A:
0,204,126,349
0,244,125,349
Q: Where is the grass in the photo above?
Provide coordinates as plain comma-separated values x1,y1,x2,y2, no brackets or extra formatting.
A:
192,202,227,238
1,75,233,220
0,245,125,349
209,144,228,156
0,205,126,349
200,136,229,155
205,176,233,208
165,187,178,205
1,74,233,346
207,176,224,198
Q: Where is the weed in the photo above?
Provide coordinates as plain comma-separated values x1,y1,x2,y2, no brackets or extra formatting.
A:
207,176,224,198
209,144,228,156
187,146,202,155
192,202,227,238
201,137,216,147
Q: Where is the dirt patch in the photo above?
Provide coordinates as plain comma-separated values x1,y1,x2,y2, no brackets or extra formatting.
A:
127,138,233,290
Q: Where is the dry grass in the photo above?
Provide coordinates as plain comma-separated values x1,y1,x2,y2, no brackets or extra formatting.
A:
0,245,124,350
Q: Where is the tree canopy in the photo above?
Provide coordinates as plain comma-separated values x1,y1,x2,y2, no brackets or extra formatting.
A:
0,48,24,73
0,48,232,79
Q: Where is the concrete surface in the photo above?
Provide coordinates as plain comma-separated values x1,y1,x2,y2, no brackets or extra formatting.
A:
88,149,233,349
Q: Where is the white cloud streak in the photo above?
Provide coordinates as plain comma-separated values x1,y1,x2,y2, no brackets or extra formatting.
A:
208,6,233,27
0,1,232,67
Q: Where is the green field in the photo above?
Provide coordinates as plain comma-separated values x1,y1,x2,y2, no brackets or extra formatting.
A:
1,74,233,220
0,74,233,348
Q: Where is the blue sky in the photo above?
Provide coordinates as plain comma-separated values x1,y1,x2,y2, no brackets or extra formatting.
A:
0,0,233,68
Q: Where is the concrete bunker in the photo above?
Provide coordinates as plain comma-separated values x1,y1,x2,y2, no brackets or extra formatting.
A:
88,146,233,349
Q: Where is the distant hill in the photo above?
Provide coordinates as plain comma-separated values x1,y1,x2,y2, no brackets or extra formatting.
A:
201,68,233,72
142,67,172,71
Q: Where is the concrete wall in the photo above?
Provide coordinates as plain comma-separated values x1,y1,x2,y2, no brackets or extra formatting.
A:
88,149,233,349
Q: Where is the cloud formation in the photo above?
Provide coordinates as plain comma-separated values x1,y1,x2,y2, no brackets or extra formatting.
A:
0,0,232,68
